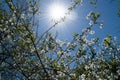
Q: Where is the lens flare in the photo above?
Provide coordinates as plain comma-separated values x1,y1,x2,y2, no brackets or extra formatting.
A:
48,3,66,22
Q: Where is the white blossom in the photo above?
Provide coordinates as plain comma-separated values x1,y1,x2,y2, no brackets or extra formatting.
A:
41,49,45,53
1,20,4,23
1,62,6,67
56,39,66,47
86,11,93,20
5,21,8,24
89,30,95,34
117,69,120,75
57,50,63,56
21,13,25,19
100,21,104,29
89,20,94,26
11,22,14,25
14,10,16,13
80,74,85,80
90,63,94,69
9,18,12,22
117,46,120,51
85,65,89,70
67,42,71,47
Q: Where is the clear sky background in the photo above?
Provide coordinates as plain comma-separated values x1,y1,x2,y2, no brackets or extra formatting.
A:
36,0,120,41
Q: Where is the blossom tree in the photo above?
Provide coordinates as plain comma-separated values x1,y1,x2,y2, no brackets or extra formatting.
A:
0,0,120,80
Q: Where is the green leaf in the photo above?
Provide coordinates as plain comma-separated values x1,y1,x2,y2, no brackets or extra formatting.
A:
104,39,110,47
76,0,82,4
75,0,82,4
10,5,14,10
67,55,72,60
60,63,65,70
77,49,86,58
18,41,25,47
91,48,94,54
104,35,111,47
95,13,100,18
76,0,80,3
73,32,79,37
21,58,26,63
91,12,100,23
111,60,116,66
117,9,120,17
0,2,2,6
53,61,58,68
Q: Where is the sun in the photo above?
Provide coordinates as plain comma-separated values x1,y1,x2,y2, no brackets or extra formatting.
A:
48,3,66,23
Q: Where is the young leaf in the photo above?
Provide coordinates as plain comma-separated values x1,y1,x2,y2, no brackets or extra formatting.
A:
73,32,79,37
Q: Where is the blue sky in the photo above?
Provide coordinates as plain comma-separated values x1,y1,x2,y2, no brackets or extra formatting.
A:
36,0,120,41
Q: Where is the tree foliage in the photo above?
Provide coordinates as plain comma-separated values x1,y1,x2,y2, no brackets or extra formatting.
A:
0,0,120,80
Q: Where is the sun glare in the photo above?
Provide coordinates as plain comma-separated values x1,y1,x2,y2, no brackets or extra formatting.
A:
48,3,66,22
